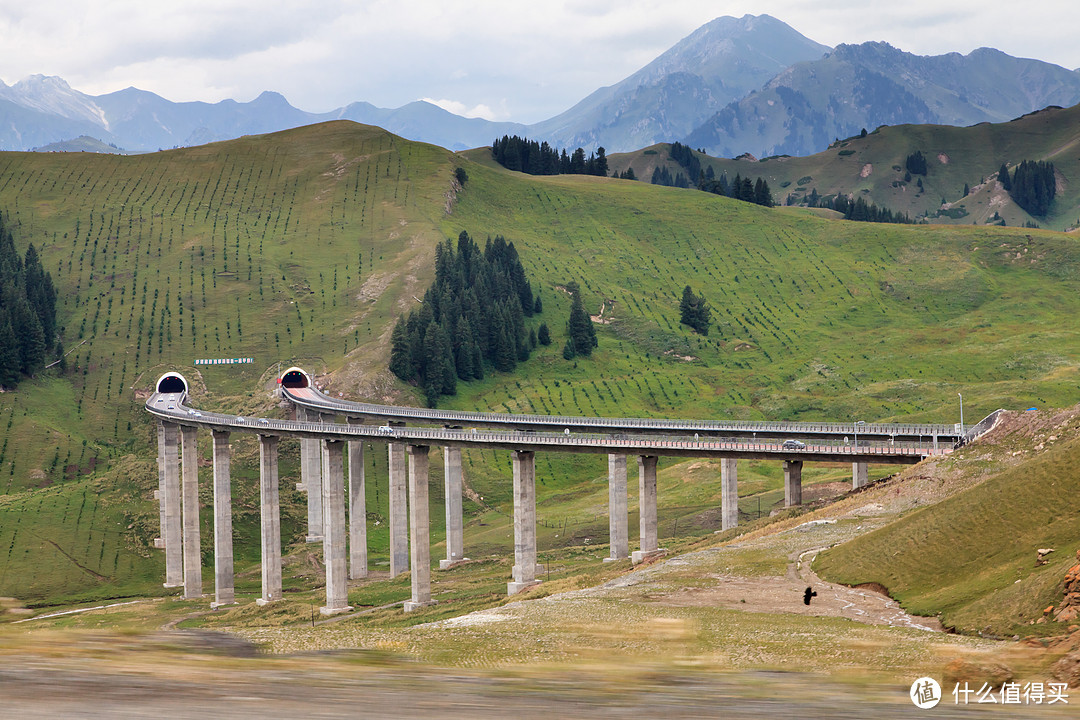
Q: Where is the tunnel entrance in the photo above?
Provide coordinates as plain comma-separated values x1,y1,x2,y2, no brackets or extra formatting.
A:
156,373,188,394
280,368,310,389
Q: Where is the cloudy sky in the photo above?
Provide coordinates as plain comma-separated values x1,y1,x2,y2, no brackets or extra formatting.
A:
2,1,1077,123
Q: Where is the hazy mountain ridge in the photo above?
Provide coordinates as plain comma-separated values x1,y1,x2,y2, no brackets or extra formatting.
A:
684,42,1080,158
0,14,833,153
527,14,830,153
3,16,1080,156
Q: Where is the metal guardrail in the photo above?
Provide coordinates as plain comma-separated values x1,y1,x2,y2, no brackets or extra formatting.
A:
146,392,945,461
281,385,959,442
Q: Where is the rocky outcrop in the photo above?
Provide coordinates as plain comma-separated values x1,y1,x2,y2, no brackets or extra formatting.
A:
1053,550,1080,623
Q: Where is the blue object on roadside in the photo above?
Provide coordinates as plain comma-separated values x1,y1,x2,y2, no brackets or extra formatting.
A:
1025,407,1037,411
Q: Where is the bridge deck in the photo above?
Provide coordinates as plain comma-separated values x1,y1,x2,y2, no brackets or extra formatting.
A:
147,392,942,463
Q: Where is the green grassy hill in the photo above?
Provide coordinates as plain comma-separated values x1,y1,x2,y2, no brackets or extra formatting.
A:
1,120,1079,607
610,104,1080,231
814,408,1080,636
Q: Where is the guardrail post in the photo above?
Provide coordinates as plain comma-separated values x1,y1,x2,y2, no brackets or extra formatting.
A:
404,444,435,612
508,450,540,595
211,430,235,607
161,421,183,588
346,418,367,580
852,461,869,489
607,454,629,561
321,439,352,615
257,434,282,605
296,406,324,542
180,425,202,599
784,459,803,507
440,446,465,569
721,458,738,531
632,455,662,564
388,441,410,576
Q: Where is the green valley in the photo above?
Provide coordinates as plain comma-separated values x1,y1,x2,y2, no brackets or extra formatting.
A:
0,119,1078,618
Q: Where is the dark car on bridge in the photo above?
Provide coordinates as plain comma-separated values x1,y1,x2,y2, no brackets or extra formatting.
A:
782,439,806,450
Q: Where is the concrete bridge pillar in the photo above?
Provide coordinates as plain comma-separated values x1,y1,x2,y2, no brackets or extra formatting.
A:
404,445,435,612
321,439,352,615
296,406,324,542
211,430,235,607
180,425,202,599
784,460,803,507
633,455,661,564
388,441,410,576
607,453,629,561
721,457,739,531
155,421,166,549
852,461,869,489
440,446,465,569
346,417,367,580
161,421,183,588
508,450,540,595
257,434,283,605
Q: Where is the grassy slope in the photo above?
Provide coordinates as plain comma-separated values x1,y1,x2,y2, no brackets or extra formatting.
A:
1,121,1079,607
814,412,1080,636
610,104,1080,231
0,121,456,602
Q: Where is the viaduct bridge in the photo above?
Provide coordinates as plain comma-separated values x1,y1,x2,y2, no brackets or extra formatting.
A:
146,368,966,616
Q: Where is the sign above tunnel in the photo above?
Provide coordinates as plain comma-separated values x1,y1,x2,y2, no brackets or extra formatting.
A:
194,358,254,365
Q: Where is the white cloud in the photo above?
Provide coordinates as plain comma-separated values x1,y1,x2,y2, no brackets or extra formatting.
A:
0,1,1077,122
421,98,501,121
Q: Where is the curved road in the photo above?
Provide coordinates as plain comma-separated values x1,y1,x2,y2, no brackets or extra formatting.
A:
146,371,947,463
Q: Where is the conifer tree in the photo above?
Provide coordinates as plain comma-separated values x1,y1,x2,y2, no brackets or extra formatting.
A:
564,282,596,358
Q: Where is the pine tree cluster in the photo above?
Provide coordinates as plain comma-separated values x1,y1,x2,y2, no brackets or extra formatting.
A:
825,195,913,224
905,151,928,176
653,143,774,207
389,231,541,406
649,166,691,188
491,136,608,177
1008,160,1056,216
698,171,775,208
0,216,58,388
679,286,711,335
668,142,701,180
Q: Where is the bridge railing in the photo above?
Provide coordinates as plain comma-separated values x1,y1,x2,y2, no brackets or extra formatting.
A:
148,393,946,458
282,386,957,438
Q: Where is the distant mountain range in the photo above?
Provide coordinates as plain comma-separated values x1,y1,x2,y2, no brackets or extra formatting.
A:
527,14,829,155
684,42,1080,158
3,14,1080,158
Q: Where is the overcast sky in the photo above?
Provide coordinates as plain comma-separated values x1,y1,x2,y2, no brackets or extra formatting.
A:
2,1,1077,124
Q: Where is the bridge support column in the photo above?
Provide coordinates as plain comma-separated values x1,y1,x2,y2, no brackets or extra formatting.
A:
721,458,738,531
633,455,662,564
852,461,869,490
211,430,235,608
180,425,202,599
606,454,629,561
404,445,435,612
346,418,367,580
440,446,465,569
321,439,352,615
296,406,324,542
388,442,409,576
257,434,282,605
161,421,183,587
508,450,540,595
784,460,803,508
155,421,166,549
